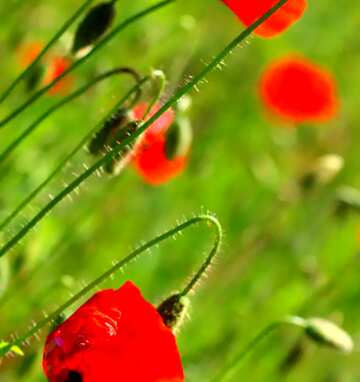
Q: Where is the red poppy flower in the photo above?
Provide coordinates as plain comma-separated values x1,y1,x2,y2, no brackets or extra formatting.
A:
45,56,74,96
222,0,306,38
259,55,339,124
43,281,184,382
132,103,188,186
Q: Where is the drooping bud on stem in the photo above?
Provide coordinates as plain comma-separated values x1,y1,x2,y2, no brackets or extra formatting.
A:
304,318,353,353
72,1,116,57
285,316,353,353
157,293,190,331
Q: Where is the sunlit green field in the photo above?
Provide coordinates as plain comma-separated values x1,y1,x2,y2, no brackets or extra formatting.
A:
0,0,360,381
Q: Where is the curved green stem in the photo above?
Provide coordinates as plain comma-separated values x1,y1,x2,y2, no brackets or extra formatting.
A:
0,0,175,129
0,0,288,259
0,214,222,357
180,215,222,297
0,67,141,165
214,317,306,382
0,77,149,232
144,70,167,119
0,0,95,105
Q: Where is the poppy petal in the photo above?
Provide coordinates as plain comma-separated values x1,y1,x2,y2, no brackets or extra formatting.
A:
222,0,307,37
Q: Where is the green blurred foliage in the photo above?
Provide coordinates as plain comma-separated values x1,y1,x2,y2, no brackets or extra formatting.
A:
0,0,360,381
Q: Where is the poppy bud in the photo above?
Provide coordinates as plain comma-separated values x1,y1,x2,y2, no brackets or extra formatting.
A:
89,108,140,175
304,318,353,353
165,116,193,160
299,154,344,192
157,294,190,331
104,120,139,175
88,108,133,156
72,1,116,56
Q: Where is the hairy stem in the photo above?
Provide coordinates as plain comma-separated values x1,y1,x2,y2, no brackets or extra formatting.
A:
0,77,149,232
0,0,175,129
180,215,222,297
0,0,95,105
0,214,222,357
0,67,141,165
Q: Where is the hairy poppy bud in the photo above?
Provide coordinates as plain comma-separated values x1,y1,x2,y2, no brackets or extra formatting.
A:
89,108,132,155
304,318,353,353
72,1,116,56
89,108,140,175
104,121,139,175
157,294,190,331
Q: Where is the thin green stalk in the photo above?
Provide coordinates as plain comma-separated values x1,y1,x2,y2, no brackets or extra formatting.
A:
0,0,95,105
213,317,306,382
0,214,222,357
0,0,289,259
180,215,222,297
0,67,141,165
0,0,176,129
144,70,167,118
0,77,149,232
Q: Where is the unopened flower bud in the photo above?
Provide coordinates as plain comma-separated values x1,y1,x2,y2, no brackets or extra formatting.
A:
72,1,116,56
104,121,139,175
299,154,344,192
89,108,139,175
157,294,189,331
304,318,353,353
88,108,132,155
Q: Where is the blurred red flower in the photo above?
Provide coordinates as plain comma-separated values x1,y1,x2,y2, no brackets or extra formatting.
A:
132,103,188,186
18,41,43,67
222,0,306,37
45,56,74,96
43,281,184,382
259,55,339,124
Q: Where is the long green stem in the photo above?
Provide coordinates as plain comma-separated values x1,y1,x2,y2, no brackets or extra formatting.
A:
0,67,141,165
0,0,95,105
0,0,175,129
0,0,289,259
0,214,222,357
0,77,149,232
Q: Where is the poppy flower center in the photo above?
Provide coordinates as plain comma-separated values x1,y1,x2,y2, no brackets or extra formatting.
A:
65,370,82,382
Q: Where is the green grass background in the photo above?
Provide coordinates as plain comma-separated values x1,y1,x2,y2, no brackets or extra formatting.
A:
0,0,360,380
